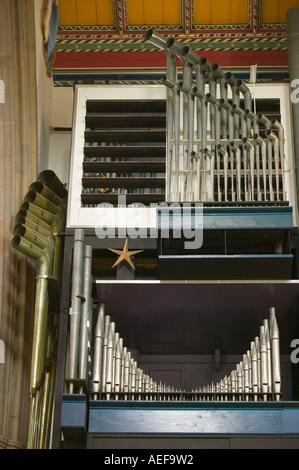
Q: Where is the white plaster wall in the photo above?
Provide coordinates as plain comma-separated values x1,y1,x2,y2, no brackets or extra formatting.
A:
49,86,74,186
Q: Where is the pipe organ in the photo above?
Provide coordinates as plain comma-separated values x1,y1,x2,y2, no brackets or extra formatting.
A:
89,303,281,403
9,24,299,450
65,230,282,404
145,29,287,204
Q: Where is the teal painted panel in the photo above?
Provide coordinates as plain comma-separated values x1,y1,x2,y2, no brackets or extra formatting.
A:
88,407,299,435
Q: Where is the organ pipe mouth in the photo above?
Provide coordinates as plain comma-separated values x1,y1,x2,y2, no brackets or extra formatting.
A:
11,235,22,250
166,37,175,48
210,63,225,79
165,37,186,58
145,28,154,42
38,170,68,201
25,190,38,204
224,72,237,87
24,190,64,227
11,235,49,266
29,181,65,214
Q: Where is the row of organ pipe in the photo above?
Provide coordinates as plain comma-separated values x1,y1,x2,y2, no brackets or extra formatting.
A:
145,29,287,203
192,307,281,402
90,305,281,402
66,233,282,402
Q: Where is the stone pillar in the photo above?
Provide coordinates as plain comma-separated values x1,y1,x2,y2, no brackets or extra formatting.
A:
0,0,38,448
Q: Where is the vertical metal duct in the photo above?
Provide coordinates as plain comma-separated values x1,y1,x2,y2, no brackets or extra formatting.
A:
287,8,299,212
145,29,176,201
68,229,85,393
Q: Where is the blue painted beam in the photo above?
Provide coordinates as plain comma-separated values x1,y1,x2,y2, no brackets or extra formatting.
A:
88,401,299,435
157,206,294,231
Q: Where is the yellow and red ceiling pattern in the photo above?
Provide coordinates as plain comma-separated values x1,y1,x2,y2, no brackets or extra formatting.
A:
58,0,298,28
54,1,294,81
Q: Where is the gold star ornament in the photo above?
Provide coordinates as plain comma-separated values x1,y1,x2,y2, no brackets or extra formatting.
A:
108,238,144,270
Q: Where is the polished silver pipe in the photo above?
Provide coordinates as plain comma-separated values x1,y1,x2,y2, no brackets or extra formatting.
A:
271,118,287,200
236,80,253,138
237,363,243,400
269,307,276,333
246,110,262,200
229,142,241,200
247,350,252,393
166,37,193,200
224,376,228,401
101,315,111,392
123,351,131,399
162,76,181,198
211,64,228,139
182,62,193,198
92,304,105,396
69,229,85,394
243,355,249,401
206,93,220,200
137,368,143,400
178,81,195,199
114,337,122,400
145,28,168,50
105,324,114,399
183,47,206,197
200,59,216,169
259,114,273,202
166,51,177,201
145,374,149,401
259,113,273,200
130,359,136,400
120,346,127,393
166,37,186,58
266,129,281,200
243,137,255,200
79,245,93,391
271,315,281,400
254,336,261,394
260,332,268,400
191,86,206,199
218,145,229,201
264,323,272,394
203,148,214,200
231,370,236,401
225,72,240,139
219,98,236,199
254,133,267,200
251,341,258,401
146,30,177,201
232,104,249,199
258,113,272,130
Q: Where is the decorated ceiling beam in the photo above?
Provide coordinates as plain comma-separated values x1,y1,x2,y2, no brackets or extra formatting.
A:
53,0,292,82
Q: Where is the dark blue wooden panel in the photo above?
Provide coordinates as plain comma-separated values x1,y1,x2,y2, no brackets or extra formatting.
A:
61,394,87,429
88,402,299,435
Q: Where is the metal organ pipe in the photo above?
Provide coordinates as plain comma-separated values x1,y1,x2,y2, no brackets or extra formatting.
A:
271,118,287,200
85,304,282,402
161,76,181,198
211,64,228,140
145,29,176,200
146,29,287,205
11,171,67,449
225,72,240,139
